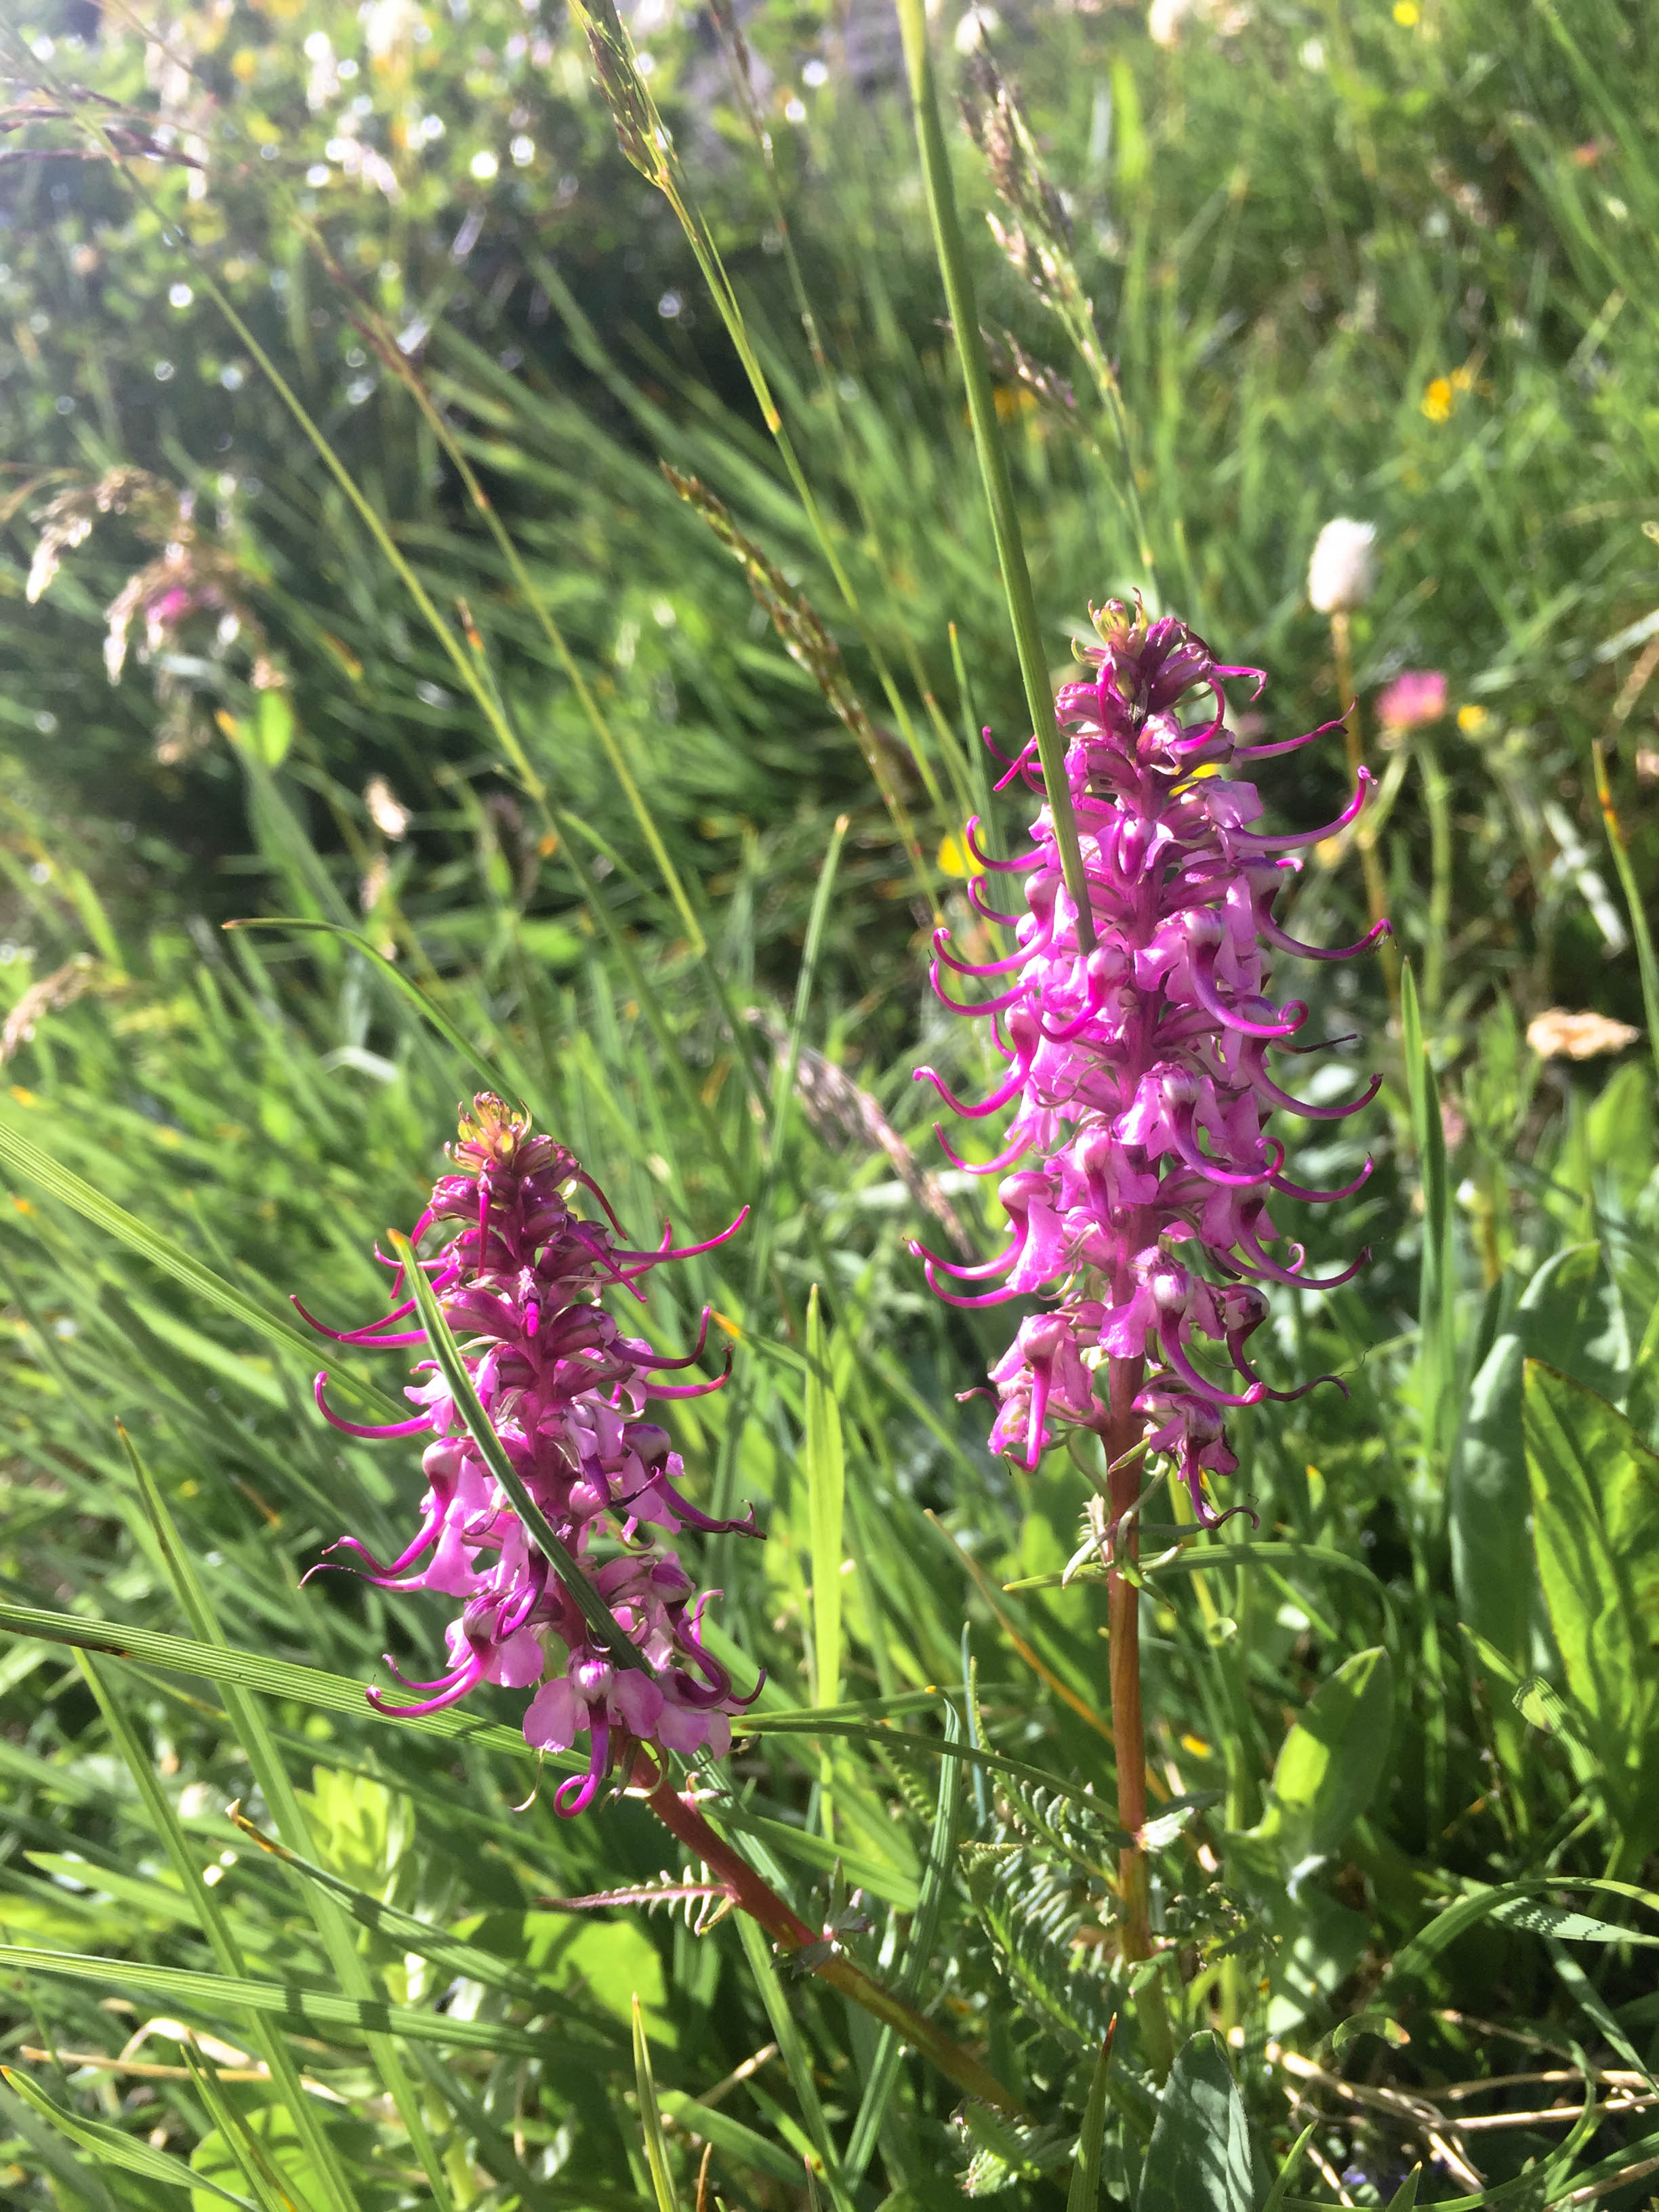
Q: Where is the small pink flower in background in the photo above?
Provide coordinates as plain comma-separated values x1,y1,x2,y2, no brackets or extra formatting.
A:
1375,669,1447,733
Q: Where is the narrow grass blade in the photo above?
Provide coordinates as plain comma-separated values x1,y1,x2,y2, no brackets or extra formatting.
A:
737,812,848,1312
805,1286,846,1711
1262,2122,1317,2212
1384,2167,1422,2212
0,1114,401,1418
655,2091,804,2188
226,918,518,1107
224,1805,614,2032
124,1435,457,2209
733,1915,854,2212
405,2042,644,2212
565,5,949,861
633,1996,683,2212
845,1698,966,2182
1401,961,1455,1470
182,2045,321,2212
0,1942,565,2056
0,1593,532,1763
2,2066,258,2211
391,1227,649,1669
0,2073,122,2212
73,1652,363,2212
894,0,1094,949
1067,2017,1118,2212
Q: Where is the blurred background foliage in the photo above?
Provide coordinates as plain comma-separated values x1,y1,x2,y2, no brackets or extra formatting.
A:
1,0,1659,2205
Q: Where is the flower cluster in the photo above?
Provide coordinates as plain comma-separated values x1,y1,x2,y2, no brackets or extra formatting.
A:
306,1096,759,1814
914,602,1385,1522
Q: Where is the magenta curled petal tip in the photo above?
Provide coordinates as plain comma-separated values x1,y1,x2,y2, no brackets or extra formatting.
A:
314,1374,432,1439
922,600,1382,1505
298,1094,763,1816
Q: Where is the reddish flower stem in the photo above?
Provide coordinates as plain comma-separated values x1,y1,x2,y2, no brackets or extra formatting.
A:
1105,1356,1176,2081
640,1770,1029,2120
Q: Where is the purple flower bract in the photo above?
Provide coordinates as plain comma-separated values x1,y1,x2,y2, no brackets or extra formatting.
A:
914,602,1386,1522
305,1095,760,1815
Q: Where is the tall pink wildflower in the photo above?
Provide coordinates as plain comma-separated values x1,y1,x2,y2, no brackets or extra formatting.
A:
914,602,1386,1523
304,1096,759,1814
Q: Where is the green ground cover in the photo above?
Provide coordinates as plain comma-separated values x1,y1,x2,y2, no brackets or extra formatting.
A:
1,0,1658,2203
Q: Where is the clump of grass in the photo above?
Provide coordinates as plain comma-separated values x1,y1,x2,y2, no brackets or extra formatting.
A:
0,0,1658,2205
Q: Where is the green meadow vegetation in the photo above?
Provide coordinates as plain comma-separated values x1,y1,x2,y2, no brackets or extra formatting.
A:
1,0,1659,2204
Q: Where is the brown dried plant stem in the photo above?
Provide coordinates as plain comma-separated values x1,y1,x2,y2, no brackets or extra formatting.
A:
1104,1357,1176,2081
640,1769,1029,2122
1330,611,1398,1011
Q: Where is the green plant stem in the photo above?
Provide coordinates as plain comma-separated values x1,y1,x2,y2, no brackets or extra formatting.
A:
1418,733,1453,1018
640,1771,1029,2121
895,0,1096,953
1105,1357,1175,2081
1332,611,1397,1012
1591,737,1659,1090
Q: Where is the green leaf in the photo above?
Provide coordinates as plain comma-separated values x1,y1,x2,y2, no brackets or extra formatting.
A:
656,2093,802,2186
845,1699,967,2182
1382,1877,1659,2007
1491,1897,1659,1946
1448,1334,1531,1671
2,2066,256,2212
1385,2165,1422,2212
1066,2024,1116,2212
1249,1646,1394,1879
1330,2012,1410,2054
1519,1244,1630,1406
733,1915,853,2210
253,689,295,767
1452,1246,1634,1688
1137,2032,1252,2212
1261,2122,1316,2212
805,1285,846,1708
1523,1359,1659,1861
188,2100,322,2212
1401,962,1454,1469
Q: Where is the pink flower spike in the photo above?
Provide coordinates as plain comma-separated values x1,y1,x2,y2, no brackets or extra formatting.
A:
914,600,1384,1513
300,1094,763,1815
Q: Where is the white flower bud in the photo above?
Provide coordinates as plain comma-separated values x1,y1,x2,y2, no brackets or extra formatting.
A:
1148,0,1206,46
1307,517,1377,614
